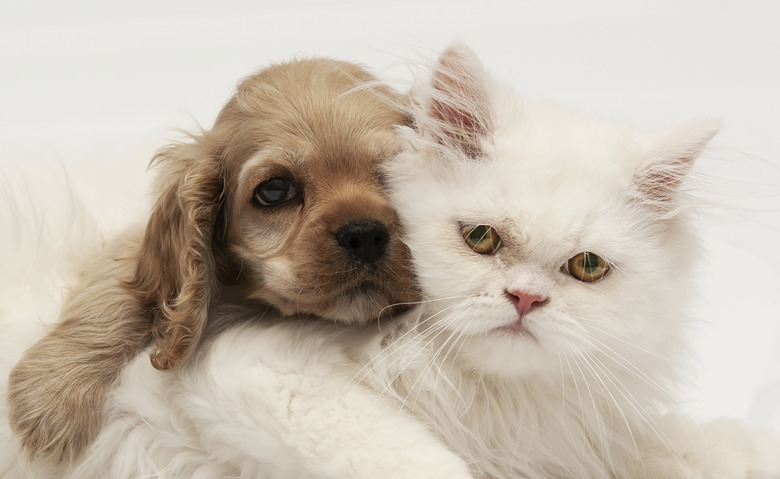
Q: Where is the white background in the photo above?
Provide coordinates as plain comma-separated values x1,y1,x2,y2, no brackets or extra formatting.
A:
1,0,779,435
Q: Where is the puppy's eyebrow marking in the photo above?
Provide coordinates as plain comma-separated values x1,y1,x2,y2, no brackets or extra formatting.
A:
239,154,294,191
238,155,270,184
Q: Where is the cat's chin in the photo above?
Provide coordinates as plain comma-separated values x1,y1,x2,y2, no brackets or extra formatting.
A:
459,331,557,377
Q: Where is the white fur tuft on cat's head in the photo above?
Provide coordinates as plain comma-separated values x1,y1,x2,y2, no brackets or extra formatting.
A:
387,42,719,379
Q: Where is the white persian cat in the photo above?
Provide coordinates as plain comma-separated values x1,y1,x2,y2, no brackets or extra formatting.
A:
3,43,779,478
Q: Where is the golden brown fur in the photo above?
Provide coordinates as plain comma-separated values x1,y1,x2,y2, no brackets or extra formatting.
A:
7,58,417,464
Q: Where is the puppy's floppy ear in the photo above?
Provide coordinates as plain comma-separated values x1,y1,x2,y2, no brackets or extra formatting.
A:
129,136,225,371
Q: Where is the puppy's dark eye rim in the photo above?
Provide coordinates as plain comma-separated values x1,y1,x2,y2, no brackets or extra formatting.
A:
561,252,611,282
252,177,299,207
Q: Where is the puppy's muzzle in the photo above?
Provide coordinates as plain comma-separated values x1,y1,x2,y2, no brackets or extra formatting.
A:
335,220,389,265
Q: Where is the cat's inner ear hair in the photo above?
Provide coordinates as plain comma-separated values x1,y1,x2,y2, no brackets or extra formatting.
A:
632,119,720,210
425,43,493,159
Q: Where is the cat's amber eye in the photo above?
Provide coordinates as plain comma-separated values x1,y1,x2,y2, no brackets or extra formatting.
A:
564,252,610,282
461,225,502,254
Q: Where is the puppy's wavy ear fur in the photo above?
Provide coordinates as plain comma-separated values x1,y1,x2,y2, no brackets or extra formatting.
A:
129,137,225,371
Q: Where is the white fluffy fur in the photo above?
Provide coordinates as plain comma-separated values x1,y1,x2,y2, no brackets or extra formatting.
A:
2,316,474,478
3,44,780,478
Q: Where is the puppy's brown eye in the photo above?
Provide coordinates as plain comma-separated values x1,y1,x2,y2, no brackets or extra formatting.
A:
253,178,297,206
563,252,610,282
461,225,501,254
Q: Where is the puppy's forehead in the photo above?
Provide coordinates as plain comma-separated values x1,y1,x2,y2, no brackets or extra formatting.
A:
237,126,395,187
227,58,406,132
260,91,402,156
222,58,407,187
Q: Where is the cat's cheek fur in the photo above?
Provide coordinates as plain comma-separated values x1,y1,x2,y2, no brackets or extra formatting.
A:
449,297,519,335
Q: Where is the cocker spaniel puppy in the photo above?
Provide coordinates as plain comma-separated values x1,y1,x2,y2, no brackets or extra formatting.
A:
7,57,417,464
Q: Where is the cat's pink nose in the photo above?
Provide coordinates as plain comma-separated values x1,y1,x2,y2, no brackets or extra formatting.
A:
506,291,547,317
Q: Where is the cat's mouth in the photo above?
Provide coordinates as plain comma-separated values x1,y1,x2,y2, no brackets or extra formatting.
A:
496,318,537,341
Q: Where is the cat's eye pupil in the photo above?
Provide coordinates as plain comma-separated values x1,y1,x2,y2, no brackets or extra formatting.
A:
254,177,297,206
582,253,599,274
469,225,488,244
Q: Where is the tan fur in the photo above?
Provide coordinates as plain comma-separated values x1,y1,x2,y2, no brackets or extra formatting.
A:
7,58,418,464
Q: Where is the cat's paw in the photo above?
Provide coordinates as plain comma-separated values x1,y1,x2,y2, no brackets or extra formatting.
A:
694,418,780,479
637,416,780,479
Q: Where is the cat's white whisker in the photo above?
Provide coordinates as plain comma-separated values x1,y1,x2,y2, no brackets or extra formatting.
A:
557,353,567,422
360,307,466,409
560,349,591,463
561,348,586,419
401,313,467,411
577,350,644,462
586,323,675,363
571,332,685,463
584,333,678,403
376,294,473,322
574,347,683,466
367,321,450,403
583,350,690,475
564,341,611,456
571,331,673,425
343,302,465,394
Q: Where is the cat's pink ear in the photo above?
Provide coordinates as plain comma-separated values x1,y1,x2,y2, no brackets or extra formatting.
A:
424,43,493,159
633,119,720,209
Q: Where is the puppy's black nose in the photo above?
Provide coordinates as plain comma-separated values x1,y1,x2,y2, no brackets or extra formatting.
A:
335,221,389,265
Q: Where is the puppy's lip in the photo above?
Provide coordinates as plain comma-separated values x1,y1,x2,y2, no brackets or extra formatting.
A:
345,282,416,311
322,284,415,322
261,277,417,323
323,278,394,303
351,281,378,294
326,280,380,301
341,278,403,299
